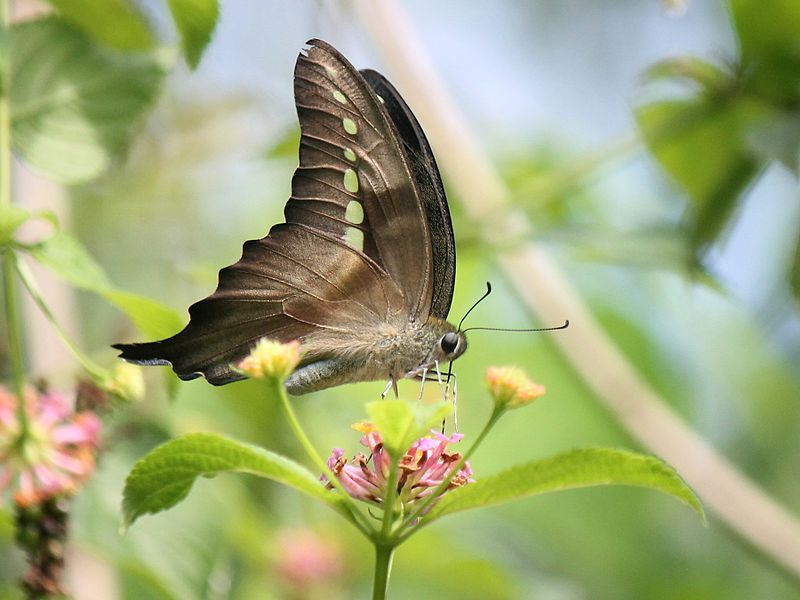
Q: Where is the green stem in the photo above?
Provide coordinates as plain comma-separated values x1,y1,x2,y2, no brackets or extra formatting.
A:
380,449,400,538
0,4,27,436
14,258,107,381
270,380,374,535
372,542,395,600
3,251,28,435
397,407,504,540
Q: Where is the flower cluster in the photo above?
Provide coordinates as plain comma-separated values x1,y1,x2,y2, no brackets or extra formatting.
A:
236,338,302,382
485,366,546,410
326,423,473,511
0,386,101,507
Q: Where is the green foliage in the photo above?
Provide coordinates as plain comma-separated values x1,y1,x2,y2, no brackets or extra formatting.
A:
122,432,342,528
28,232,182,339
426,448,704,523
636,97,765,250
46,0,155,51
635,0,800,293
366,399,450,459
0,206,29,247
9,18,165,184
166,0,220,69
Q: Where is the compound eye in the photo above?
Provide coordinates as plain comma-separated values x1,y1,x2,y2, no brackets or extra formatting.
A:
440,332,459,355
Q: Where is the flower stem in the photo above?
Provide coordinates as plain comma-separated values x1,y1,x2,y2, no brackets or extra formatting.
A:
270,380,374,535
397,407,504,539
2,251,28,435
372,542,395,600
14,258,107,382
0,13,28,437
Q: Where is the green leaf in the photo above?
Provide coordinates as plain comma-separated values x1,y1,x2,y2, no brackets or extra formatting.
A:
46,0,155,51
10,18,165,183
265,127,301,160
730,0,800,62
28,232,183,339
636,98,764,250
103,290,184,340
0,206,30,247
366,399,450,459
642,57,732,92
426,447,704,523
166,0,220,69
122,432,341,528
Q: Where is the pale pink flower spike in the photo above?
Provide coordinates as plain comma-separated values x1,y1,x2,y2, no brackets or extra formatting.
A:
0,386,101,507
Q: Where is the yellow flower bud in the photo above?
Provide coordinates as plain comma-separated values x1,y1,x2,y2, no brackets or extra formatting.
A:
235,339,302,382
105,361,145,402
485,366,546,410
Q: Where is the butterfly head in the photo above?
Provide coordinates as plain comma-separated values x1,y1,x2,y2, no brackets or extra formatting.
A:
422,328,467,369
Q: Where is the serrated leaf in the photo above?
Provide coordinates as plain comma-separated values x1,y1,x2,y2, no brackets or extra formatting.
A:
167,0,220,69
28,232,182,339
10,18,164,183
426,447,704,523
46,0,155,51
123,432,341,527
366,399,450,459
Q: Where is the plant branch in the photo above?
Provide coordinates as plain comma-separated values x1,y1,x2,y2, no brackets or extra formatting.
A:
15,258,107,381
354,0,800,578
1,2,29,435
270,380,374,536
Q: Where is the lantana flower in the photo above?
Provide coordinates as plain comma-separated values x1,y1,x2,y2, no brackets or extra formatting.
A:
235,339,302,382
325,423,474,511
485,366,546,410
0,386,101,507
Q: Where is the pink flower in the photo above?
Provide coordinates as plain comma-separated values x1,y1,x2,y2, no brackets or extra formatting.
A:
324,424,474,511
0,386,101,507
274,529,342,590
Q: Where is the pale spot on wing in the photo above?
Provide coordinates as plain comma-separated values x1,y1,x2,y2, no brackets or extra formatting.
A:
344,227,364,251
343,147,357,162
342,118,357,135
333,89,348,104
345,200,364,224
343,168,359,193
376,94,385,104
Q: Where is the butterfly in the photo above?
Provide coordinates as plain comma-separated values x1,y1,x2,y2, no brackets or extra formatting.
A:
113,39,467,396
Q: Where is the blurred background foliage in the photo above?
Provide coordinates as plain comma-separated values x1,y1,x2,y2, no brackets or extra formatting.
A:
2,0,800,598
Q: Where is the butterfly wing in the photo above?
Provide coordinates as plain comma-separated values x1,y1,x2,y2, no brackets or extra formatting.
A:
359,68,455,319
114,40,452,386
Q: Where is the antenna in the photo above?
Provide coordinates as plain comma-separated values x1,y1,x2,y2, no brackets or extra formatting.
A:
462,320,570,334
457,281,493,332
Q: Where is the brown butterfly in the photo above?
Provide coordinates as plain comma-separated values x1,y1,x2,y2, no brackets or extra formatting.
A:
114,39,467,395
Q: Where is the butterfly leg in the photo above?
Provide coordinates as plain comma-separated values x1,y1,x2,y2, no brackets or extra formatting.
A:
451,373,459,433
381,377,398,399
417,368,428,402
433,361,447,401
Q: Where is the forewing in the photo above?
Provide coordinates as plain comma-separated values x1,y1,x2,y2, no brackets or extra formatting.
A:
288,39,434,321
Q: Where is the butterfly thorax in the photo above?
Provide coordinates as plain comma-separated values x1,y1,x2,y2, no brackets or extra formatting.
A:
284,316,467,395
